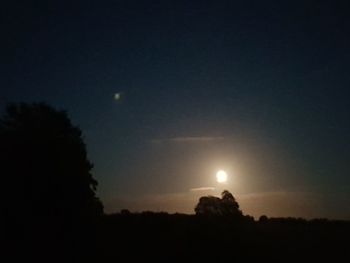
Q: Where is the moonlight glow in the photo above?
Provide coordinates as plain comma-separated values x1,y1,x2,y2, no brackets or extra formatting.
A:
216,170,227,183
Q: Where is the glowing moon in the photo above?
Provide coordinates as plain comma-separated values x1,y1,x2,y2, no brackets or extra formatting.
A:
216,170,227,183
114,93,121,100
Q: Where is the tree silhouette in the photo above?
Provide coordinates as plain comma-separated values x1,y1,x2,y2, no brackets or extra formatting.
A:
259,215,268,222
195,190,242,217
220,190,242,216
194,196,222,215
0,103,103,225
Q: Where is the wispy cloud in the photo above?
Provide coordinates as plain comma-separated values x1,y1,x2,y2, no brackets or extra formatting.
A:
190,187,215,192
152,136,224,144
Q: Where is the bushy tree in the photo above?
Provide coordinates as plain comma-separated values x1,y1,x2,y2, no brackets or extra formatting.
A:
194,196,222,215
220,190,241,216
195,190,242,217
0,103,103,223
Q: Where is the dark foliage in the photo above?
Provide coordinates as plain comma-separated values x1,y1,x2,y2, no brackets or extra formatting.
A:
0,103,103,261
259,215,269,222
195,190,243,217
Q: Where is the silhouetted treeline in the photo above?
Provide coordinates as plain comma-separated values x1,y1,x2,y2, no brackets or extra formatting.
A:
97,211,350,261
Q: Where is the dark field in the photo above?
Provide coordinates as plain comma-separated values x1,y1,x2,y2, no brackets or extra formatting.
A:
4,209,350,262
97,213,350,261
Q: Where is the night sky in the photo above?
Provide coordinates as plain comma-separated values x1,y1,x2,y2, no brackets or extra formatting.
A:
2,1,350,219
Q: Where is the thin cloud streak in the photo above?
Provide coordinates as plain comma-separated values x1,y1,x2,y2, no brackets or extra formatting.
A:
152,136,224,144
190,187,215,192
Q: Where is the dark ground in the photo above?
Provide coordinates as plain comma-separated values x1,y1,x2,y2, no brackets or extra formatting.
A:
4,212,349,262
96,213,350,262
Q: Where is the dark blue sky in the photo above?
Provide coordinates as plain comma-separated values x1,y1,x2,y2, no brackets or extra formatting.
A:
2,1,350,218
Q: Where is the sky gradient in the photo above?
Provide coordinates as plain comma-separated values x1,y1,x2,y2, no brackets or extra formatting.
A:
2,1,350,219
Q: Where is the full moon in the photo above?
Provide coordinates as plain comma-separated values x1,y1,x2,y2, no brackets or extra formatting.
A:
114,93,121,100
216,170,227,183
